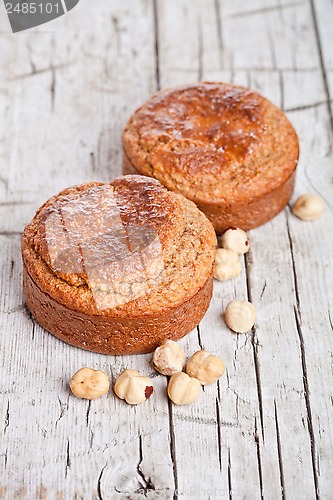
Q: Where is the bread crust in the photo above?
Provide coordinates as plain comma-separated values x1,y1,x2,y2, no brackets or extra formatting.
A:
22,175,216,354
122,82,299,233
23,266,213,355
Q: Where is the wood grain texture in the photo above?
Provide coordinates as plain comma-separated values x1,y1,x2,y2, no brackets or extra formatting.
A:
0,0,333,499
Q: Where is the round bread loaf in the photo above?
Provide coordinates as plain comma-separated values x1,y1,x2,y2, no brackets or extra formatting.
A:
22,175,216,355
122,82,299,234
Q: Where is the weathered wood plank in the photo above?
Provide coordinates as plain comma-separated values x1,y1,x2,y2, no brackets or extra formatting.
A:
220,0,319,71
0,0,333,498
311,0,333,134
220,1,333,497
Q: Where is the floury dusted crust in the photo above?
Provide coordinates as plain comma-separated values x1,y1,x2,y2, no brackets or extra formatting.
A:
22,175,216,355
122,82,299,234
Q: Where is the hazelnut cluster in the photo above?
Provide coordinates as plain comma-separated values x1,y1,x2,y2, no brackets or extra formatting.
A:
69,367,153,405
69,340,225,407
216,194,324,336
68,191,324,409
153,340,225,405
214,228,249,281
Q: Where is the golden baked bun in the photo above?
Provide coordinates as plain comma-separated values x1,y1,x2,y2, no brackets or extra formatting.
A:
122,82,299,234
22,175,216,355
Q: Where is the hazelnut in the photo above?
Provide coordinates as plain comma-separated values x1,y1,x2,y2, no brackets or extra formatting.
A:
221,227,250,254
69,367,110,400
186,350,225,385
152,340,186,376
225,300,256,333
214,248,242,281
167,372,201,405
292,194,324,221
114,369,153,405
292,194,325,220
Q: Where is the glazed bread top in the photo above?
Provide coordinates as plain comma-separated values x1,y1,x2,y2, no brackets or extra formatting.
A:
122,82,299,204
22,175,216,316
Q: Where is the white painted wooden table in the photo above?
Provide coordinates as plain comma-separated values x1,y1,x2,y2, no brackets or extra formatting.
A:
1,1,333,498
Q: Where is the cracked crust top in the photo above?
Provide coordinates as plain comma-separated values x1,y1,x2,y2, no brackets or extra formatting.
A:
22,175,217,317
122,82,299,204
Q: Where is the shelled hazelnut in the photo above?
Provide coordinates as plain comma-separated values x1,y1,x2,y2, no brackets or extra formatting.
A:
225,300,256,334
152,340,186,376
186,350,225,385
167,372,201,405
114,369,153,405
292,194,324,221
69,368,110,400
221,227,250,255
214,248,242,281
